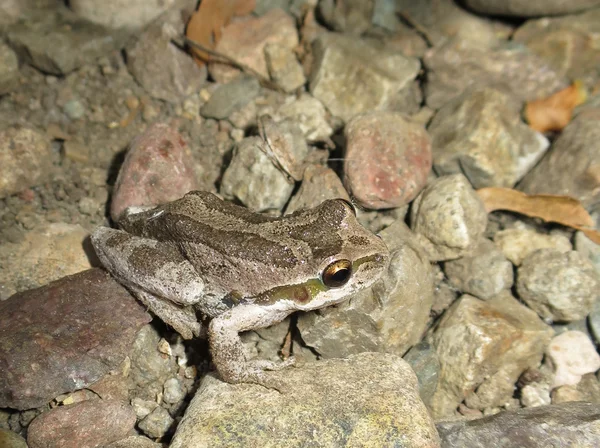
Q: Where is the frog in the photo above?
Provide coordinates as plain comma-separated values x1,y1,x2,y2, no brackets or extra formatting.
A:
90,191,389,386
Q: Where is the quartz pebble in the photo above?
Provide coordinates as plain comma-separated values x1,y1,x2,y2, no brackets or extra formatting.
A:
546,331,600,389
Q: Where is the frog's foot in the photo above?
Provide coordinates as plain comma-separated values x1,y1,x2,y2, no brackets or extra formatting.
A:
132,286,201,340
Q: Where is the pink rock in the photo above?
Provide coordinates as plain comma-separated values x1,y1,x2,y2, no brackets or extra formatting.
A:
27,399,136,448
344,111,432,209
211,8,298,82
546,331,600,389
110,123,199,221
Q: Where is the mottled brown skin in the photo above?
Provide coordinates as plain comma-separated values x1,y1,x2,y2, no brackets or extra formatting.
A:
91,191,389,385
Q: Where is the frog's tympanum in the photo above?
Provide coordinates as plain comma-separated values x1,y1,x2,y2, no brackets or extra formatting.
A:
91,191,389,385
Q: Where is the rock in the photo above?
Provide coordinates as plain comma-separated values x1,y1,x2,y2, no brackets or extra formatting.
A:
128,325,178,402
521,383,552,408
265,42,306,93
105,436,163,448
318,0,374,35
7,8,129,75
430,293,553,418
27,399,136,448
0,0,22,28
0,223,93,300
211,8,298,82
163,378,185,405
575,230,600,273
462,0,600,17
395,0,505,47
590,300,600,344
431,265,459,317
127,20,206,104
443,238,513,300
436,402,600,447
429,87,548,188
220,136,294,212
517,249,600,322
546,331,600,388
200,76,261,120
0,42,19,95
273,94,333,142
0,429,27,448
403,341,441,409
518,108,600,210
298,220,433,359
0,269,151,410
513,9,600,90
424,38,567,110
343,111,432,209
110,123,200,221
410,174,488,262
309,33,420,122
0,126,52,199
137,406,173,439
131,398,158,420
171,353,440,447
494,227,572,266
69,0,176,29
285,165,349,214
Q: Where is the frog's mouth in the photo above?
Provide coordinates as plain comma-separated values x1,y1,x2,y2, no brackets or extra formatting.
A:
252,253,387,309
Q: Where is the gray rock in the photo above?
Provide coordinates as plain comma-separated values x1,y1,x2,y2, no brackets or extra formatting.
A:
285,165,349,214
429,87,549,188
430,293,553,418
436,402,600,447
462,0,600,17
27,400,136,448
494,227,572,266
105,436,163,448
403,341,440,409
162,378,185,405
171,353,440,447
265,42,306,93
200,76,261,120
513,9,600,90
589,300,600,345
0,223,93,300
318,0,374,35
273,94,333,142
0,42,19,96
410,174,488,262
518,108,600,210
137,406,173,439
0,429,27,448
517,249,600,322
69,0,177,29
443,238,514,300
0,126,52,199
7,8,129,75
127,21,206,104
220,136,294,212
424,38,567,110
0,269,151,410
128,325,178,402
298,220,434,359
576,230,600,273
309,33,420,122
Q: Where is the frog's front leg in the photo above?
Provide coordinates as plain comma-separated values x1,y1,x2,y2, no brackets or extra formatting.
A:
91,227,203,339
209,303,295,386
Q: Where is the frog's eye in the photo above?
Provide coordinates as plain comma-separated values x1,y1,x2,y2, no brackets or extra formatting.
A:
336,198,356,216
322,259,353,288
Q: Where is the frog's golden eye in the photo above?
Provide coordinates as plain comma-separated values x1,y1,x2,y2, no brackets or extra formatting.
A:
335,198,356,216
322,259,353,288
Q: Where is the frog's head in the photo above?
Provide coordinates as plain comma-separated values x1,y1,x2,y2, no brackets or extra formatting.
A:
257,198,390,312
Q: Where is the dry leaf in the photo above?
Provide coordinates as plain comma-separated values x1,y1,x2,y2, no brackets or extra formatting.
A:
186,0,256,63
477,187,600,244
525,81,587,133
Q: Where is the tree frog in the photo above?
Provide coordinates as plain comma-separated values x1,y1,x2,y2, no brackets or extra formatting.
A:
91,191,389,386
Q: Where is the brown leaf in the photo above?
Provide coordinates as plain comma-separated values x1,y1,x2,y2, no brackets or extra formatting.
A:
525,81,587,133
476,187,600,244
186,0,256,64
